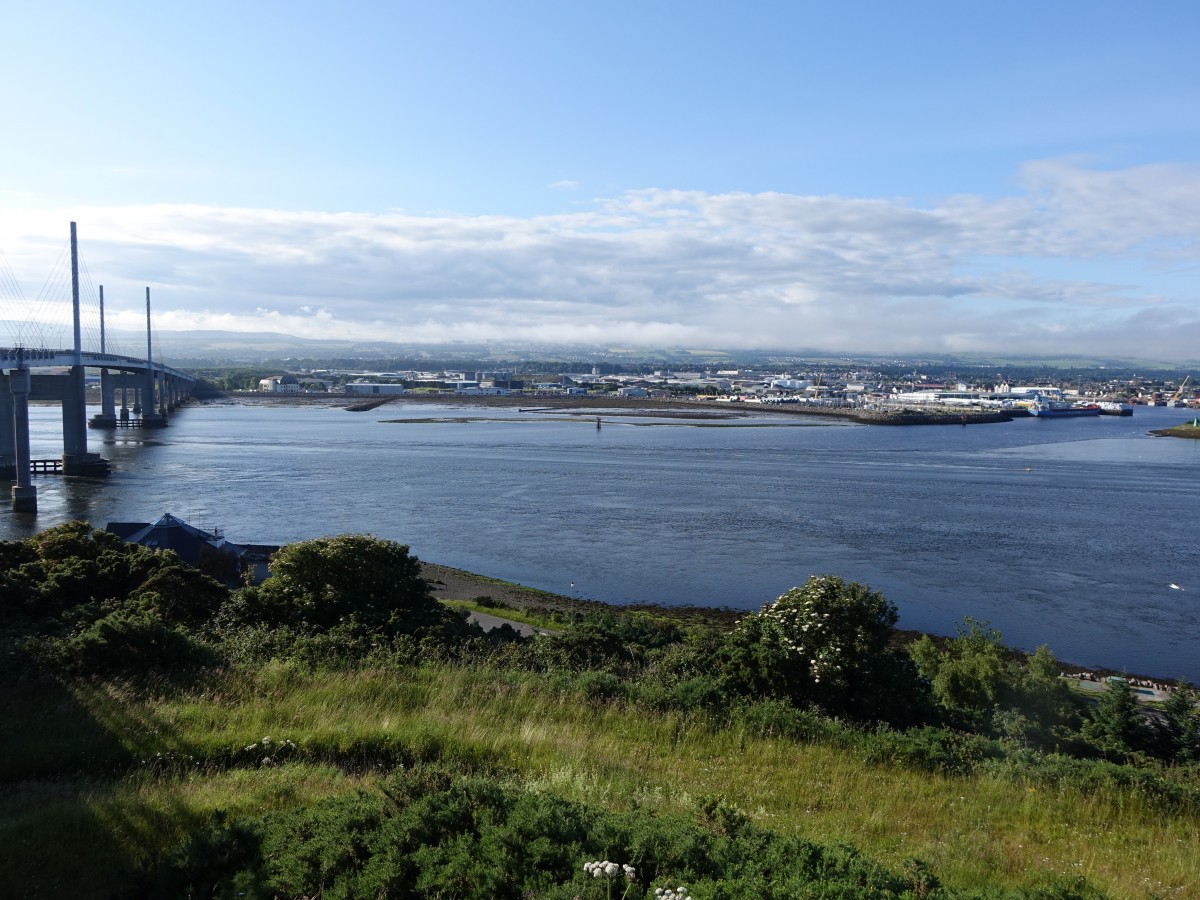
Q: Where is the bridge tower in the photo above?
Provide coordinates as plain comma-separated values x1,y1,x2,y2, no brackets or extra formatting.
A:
141,287,167,427
60,223,110,474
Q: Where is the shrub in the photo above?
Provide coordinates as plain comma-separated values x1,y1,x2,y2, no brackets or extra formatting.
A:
49,605,212,676
717,575,922,720
215,535,476,656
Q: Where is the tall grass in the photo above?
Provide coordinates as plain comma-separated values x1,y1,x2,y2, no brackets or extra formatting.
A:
6,662,1198,898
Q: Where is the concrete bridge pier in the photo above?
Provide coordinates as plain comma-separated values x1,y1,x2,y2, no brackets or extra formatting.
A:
89,284,118,429
142,371,167,428
0,378,14,481
50,367,110,476
157,370,168,418
9,367,36,513
89,368,118,428
141,288,167,428
120,383,129,421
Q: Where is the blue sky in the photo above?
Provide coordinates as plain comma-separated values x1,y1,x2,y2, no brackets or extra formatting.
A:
1,1,1198,360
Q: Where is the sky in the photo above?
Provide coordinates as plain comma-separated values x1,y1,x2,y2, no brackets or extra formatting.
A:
1,1,1198,361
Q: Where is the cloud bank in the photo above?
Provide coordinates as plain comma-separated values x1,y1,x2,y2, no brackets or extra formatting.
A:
2,159,1198,360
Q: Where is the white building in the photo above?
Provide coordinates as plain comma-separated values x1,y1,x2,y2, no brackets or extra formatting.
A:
258,376,301,393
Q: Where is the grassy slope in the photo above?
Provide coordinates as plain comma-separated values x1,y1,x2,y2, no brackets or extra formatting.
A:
2,665,1196,899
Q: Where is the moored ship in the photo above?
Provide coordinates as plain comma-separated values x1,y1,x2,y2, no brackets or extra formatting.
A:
1028,395,1101,418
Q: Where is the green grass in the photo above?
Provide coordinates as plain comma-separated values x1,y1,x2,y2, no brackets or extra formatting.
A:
3,664,1196,898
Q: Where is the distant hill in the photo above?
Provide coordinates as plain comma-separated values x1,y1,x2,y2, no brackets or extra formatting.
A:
51,327,1198,371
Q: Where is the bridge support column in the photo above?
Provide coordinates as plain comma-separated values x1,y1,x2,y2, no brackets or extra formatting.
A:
141,288,166,428
0,375,14,480
142,372,166,427
10,367,36,513
62,365,110,475
89,368,117,428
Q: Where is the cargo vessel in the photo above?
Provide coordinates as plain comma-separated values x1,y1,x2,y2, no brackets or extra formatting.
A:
1028,396,1101,418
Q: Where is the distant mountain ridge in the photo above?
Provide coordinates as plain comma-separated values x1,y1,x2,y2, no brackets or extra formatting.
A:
9,325,1189,370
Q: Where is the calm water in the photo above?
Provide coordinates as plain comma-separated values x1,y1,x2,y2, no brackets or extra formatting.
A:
5,401,1198,676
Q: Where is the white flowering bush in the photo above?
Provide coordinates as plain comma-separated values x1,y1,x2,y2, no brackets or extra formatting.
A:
719,575,901,715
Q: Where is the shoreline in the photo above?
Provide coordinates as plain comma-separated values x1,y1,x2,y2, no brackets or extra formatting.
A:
419,560,1174,686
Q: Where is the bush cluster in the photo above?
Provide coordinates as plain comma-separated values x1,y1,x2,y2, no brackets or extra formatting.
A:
134,764,1106,899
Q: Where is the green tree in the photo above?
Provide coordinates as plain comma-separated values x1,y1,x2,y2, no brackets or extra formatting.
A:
1083,675,1151,757
1006,644,1084,748
910,618,1008,723
718,575,918,718
226,534,460,638
1157,680,1200,763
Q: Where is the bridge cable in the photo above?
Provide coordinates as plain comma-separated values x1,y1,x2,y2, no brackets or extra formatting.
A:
77,252,105,355
0,243,29,346
26,237,73,349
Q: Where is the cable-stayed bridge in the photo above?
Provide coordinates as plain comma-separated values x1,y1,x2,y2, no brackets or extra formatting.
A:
0,223,195,513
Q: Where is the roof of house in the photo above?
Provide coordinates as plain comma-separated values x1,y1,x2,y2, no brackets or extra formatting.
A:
106,513,245,565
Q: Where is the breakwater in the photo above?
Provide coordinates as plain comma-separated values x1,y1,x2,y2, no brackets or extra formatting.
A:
724,403,1013,426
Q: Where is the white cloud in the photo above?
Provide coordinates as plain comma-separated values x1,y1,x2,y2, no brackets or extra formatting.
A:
547,179,579,191
1,159,1198,360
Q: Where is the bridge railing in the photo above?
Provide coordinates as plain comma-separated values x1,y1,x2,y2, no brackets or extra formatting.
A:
0,348,194,382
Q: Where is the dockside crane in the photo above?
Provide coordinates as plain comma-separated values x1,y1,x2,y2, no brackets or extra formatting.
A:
1169,375,1191,407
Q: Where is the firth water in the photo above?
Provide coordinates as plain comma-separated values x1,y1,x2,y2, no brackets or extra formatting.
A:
4,401,1197,677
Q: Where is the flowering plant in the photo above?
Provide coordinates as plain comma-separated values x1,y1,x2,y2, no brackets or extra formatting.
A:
582,859,637,898
719,575,898,710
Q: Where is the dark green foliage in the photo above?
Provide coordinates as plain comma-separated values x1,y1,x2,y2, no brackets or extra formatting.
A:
1,522,228,676
49,605,213,675
137,765,1109,899
1082,676,1152,757
1,521,173,621
528,612,681,674
1156,680,1200,763
128,563,230,627
219,535,464,640
910,625,1083,747
472,594,514,611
